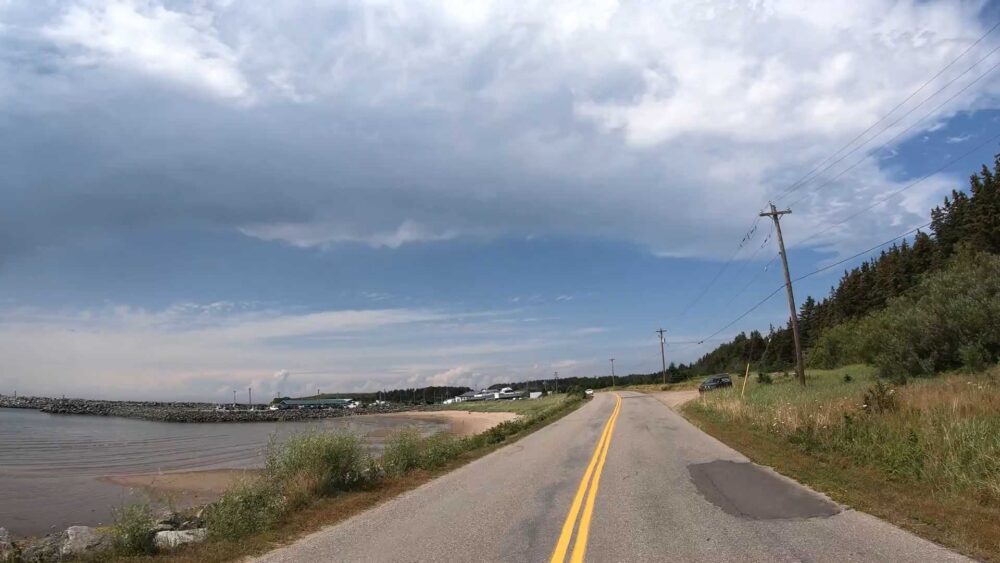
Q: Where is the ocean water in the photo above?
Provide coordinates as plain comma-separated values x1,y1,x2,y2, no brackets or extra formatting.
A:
0,407,446,536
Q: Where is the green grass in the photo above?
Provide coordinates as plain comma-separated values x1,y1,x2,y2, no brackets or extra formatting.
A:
438,393,569,416
111,504,156,555
684,364,1000,560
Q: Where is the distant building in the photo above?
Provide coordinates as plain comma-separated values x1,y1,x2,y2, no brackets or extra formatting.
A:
275,398,356,410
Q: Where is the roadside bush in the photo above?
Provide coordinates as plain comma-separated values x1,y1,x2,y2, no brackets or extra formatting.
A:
204,481,286,540
843,373,853,383
265,432,370,496
756,372,773,385
861,381,897,415
111,503,156,555
419,432,464,469
381,429,424,477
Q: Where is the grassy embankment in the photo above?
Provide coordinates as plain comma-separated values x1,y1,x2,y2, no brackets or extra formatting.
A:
683,364,999,561
109,394,584,563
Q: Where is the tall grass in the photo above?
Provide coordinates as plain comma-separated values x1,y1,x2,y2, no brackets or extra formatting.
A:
687,365,1000,502
202,394,582,541
111,504,156,555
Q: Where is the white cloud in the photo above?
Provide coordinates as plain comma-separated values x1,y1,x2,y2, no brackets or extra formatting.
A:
43,0,249,100
3,0,1000,259
240,220,460,249
945,134,972,143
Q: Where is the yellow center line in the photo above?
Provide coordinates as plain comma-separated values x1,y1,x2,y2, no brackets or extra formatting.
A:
569,393,621,562
549,394,622,563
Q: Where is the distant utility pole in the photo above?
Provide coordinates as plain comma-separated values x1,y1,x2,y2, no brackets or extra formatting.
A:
554,371,559,393
609,358,616,389
656,328,667,385
248,387,253,407
232,390,237,406
760,202,806,386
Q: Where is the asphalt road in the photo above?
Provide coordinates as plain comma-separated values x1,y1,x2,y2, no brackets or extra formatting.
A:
252,391,969,562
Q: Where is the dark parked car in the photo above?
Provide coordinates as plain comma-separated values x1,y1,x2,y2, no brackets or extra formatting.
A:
698,374,733,393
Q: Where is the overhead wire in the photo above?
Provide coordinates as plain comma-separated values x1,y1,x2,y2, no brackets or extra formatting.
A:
695,221,933,345
672,215,763,320
781,49,1000,211
791,129,1000,248
675,22,999,348
773,28,1000,203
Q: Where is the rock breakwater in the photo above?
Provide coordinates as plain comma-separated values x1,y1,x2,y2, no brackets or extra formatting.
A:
0,395,425,423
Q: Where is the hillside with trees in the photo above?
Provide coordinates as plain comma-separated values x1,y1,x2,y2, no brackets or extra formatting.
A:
687,156,1000,380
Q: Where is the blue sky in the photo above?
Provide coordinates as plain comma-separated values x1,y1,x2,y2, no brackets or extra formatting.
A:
1,1,999,400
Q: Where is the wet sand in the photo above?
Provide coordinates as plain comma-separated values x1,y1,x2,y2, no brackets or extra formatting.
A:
97,410,516,502
103,469,257,503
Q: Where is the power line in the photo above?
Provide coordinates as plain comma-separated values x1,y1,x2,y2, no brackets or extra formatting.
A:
792,222,931,284
724,253,780,307
674,216,762,320
773,25,1000,203
792,129,1000,247
771,21,999,201
696,221,933,345
782,47,1000,208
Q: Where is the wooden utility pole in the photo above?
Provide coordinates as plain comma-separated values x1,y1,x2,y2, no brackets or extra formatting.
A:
553,371,559,393
609,358,616,389
656,328,667,385
760,202,806,386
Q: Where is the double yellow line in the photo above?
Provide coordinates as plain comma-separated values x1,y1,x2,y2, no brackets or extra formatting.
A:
550,393,622,563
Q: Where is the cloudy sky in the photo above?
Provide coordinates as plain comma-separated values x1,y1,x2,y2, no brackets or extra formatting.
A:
1,0,999,400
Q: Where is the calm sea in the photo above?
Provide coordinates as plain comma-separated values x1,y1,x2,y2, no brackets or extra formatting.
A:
0,407,447,536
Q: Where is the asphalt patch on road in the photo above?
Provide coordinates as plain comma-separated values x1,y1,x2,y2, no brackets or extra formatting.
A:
688,460,840,520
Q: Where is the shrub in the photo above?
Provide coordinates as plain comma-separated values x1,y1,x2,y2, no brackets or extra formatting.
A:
204,481,285,540
265,432,370,495
959,342,991,373
756,372,773,385
843,373,853,383
861,381,897,415
419,432,463,469
111,503,156,555
380,429,423,477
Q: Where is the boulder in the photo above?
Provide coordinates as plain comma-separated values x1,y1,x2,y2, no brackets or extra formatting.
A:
153,528,207,550
60,526,112,557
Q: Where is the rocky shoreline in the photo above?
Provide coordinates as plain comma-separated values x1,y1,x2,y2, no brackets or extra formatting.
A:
0,395,429,423
0,508,209,561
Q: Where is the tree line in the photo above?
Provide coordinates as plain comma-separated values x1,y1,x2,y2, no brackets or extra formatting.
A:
688,155,1000,377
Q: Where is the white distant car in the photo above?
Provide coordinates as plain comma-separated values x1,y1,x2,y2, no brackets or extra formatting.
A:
585,389,594,397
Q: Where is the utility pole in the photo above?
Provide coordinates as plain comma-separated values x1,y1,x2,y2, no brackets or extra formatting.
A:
760,202,806,386
609,358,616,389
656,328,667,385
232,390,237,406
248,387,252,408
553,371,559,393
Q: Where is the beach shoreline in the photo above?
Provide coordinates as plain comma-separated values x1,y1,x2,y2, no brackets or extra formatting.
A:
95,409,517,503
